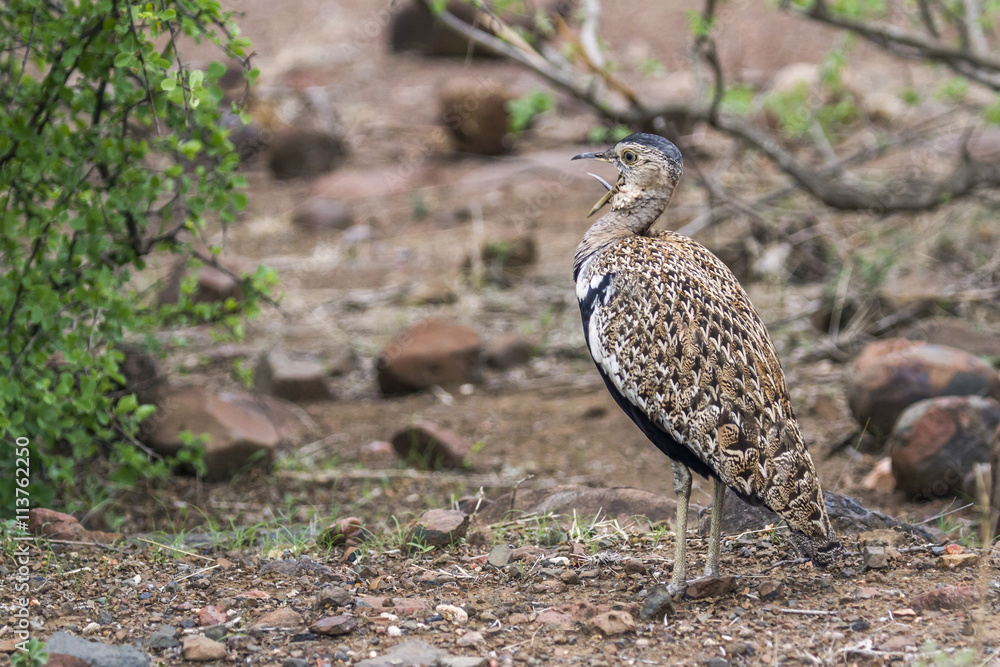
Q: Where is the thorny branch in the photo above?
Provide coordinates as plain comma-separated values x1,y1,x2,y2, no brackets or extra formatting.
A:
426,0,1000,218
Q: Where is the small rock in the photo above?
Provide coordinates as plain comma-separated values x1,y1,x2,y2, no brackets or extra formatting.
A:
405,509,469,553
862,546,888,570
703,658,729,667
457,630,485,647
686,575,738,599
376,318,481,395
535,609,574,627
725,642,753,657
254,348,332,402
145,625,180,649
310,615,358,636
268,129,347,181
253,607,303,629
484,333,536,370
292,198,354,231
314,586,354,611
81,622,101,636
283,659,310,667
435,604,468,625
890,395,1000,499
439,78,516,156
559,570,580,585
355,639,445,667
911,585,980,611
44,633,148,667
203,625,226,641
587,610,636,636
936,553,979,570
318,518,364,549
181,636,227,661
487,544,513,568
847,339,1000,438
96,611,113,625
391,421,472,470
623,559,647,575
639,585,675,621
198,605,227,627
144,386,279,482
756,580,785,601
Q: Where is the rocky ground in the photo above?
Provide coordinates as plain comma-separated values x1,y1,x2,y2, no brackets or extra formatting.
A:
4,0,1000,665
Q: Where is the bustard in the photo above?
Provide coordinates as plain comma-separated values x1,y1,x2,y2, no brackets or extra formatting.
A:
572,133,841,592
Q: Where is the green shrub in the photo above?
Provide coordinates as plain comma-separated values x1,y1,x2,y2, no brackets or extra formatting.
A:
0,0,275,511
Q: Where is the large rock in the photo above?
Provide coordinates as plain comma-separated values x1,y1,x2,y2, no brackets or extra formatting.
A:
254,348,332,402
475,485,692,529
846,339,1000,438
158,262,243,307
391,421,471,470
45,632,148,667
144,386,280,481
268,129,347,181
890,396,1000,499
28,508,118,544
405,509,469,553
439,78,517,156
376,319,481,395
696,490,940,543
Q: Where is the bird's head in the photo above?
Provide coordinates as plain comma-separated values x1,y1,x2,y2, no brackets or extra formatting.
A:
572,133,683,217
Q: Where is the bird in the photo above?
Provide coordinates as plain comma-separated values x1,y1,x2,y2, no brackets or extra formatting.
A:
572,133,841,593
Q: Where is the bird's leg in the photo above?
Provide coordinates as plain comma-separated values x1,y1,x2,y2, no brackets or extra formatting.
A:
704,477,726,577
669,461,692,594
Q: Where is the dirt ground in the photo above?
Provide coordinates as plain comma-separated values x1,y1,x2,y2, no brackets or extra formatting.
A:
4,0,1000,665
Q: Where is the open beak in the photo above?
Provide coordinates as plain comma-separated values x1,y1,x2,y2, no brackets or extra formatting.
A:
573,150,615,217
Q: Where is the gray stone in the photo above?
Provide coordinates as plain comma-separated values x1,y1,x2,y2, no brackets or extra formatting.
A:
254,348,332,402
356,639,445,667
144,624,180,649
487,544,512,568
640,584,675,621
283,659,310,667
862,546,888,570
45,631,149,667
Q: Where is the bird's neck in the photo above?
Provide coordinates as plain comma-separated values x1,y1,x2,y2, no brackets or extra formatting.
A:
573,184,671,280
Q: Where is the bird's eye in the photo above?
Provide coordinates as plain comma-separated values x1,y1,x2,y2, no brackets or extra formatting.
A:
621,150,638,164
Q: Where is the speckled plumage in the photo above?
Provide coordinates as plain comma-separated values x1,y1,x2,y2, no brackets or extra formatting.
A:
573,134,840,583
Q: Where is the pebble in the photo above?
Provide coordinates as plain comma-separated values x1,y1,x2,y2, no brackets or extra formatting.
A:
488,544,513,568
81,622,101,636
457,630,485,647
640,585,675,621
863,545,888,569
310,615,359,636
182,636,227,661
435,604,468,625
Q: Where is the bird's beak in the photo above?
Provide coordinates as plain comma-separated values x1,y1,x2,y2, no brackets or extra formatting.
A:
571,150,610,162
585,173,615,217
573,149,616,216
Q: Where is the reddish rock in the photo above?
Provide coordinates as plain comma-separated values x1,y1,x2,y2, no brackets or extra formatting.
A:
390,421,472,470
889,395,1000,499
587,610,636,636
252,606,303,629
376,318,481,395
623,559,647,575
292,198,354,231
936,553,979,569
254,348,332,402
911,585,980,611
158,262,243,307
310,615,358,636
439,78,516,156
485,333,536,369
456,630,485,647
685,575,739,599
268,129,347,181
197,605,227,627
535,609,574,628
847,339,1000,438
181,635,227,661
405,509,469,553
27,509,118,544
144,386,280,481
43,655,90,667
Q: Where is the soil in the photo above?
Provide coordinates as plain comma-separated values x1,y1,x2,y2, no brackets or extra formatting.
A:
3,1,1000,665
